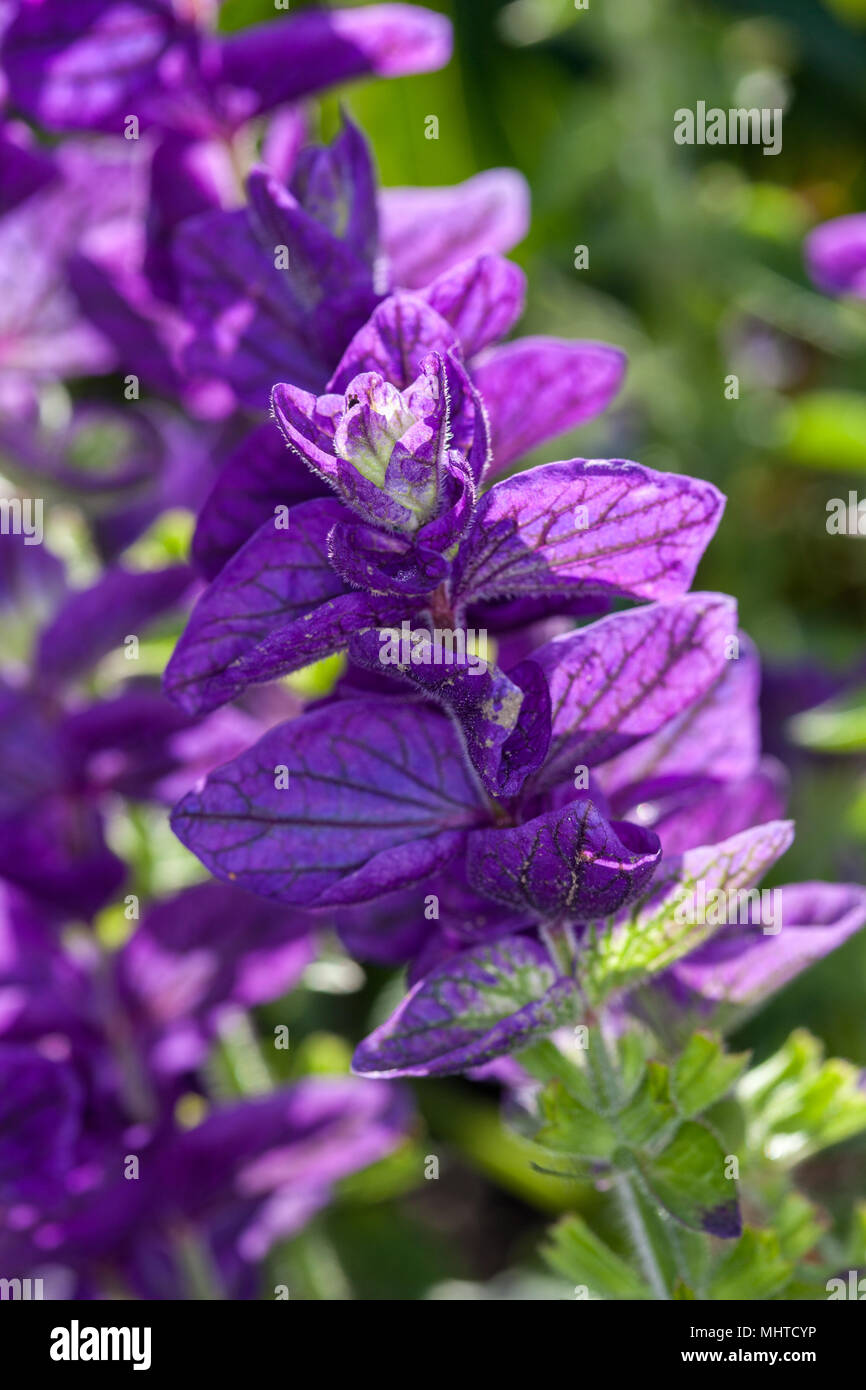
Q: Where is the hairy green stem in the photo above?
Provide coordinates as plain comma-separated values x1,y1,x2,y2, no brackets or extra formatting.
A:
613,1171,670,1301
586,1025,672,1300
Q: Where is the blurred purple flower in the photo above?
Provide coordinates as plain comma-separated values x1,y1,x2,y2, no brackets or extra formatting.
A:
1,1,452,137
805,212,866,298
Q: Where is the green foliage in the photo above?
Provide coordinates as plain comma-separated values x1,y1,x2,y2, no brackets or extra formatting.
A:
532,1029,865,1297
636,1121,739,1237
789,687,866,753
708,1230,793,1301
674,1035,751,1119
543,1213,654,1300
780,391,866,473
739,1030,866,1167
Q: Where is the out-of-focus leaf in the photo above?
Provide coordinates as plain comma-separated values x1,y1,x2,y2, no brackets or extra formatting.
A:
739,1029,866,1166
789,688,866,753
534,1079,618,1160
774,1192,827,1263
543,1213,653,1300
673,1034,751,1119
708,1229,793,1301
617,1062,678,1149
636,1121,741,1238
780,391,866,472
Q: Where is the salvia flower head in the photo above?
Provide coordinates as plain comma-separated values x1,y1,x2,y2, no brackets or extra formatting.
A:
273,350,482,545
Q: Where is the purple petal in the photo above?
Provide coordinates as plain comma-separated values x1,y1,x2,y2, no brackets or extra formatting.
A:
328,293,460,393
381,168,529,289
353,933,577,1077
592,820,796,1002
420,254,526,357
475,337,627,473
644,762,788,857
0,798,125,920
144,131,239,301
118,882,313,1035
288,116,378,270
192,421,327,581
227,590,406,698
37,565,192,686
176,171,378,408
164,499,350,716
160,1076,409,1260
1,0,193,132
468,592,612,632
0,532,66,625
0,121,56,213
0,1047,81,1200
469,801,661,921
60,689,261,805
217,4,452,116
805,213,866,298
672,882,866,1009
598,635,762,808
270,379,415,532
453,459,725,607
349,628,551,796
67,250,195,404
329,523,448,595
336,885,435,966
171,699,485,906
0,141,142,411
530,594,737,791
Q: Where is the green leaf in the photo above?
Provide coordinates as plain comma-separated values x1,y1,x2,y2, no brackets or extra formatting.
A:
708,1229,792,1300
517,1039,596,1109
845,1201,866,1268
534,1079,618,1161
581,822,794,1003
739,1029,866,1166
779,390,866,472
637,1121,741,1238
616,1031,649,1104
617,1062,678,1149
673,1034,751,1119
774,1193,827,1263
543,1214,653,1300
672,1279,697,1299
788,687,866,754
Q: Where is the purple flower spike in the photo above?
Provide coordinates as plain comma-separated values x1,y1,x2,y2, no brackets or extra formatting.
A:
805,213,866,298
272,351,480,534
1,1,452,136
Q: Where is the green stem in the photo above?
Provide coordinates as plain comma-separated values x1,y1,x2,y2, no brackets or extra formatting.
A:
613,1171,670,1302
585,1025,672,1300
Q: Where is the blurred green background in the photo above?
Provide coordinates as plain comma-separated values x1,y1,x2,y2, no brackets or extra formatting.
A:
209,0,866,1296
